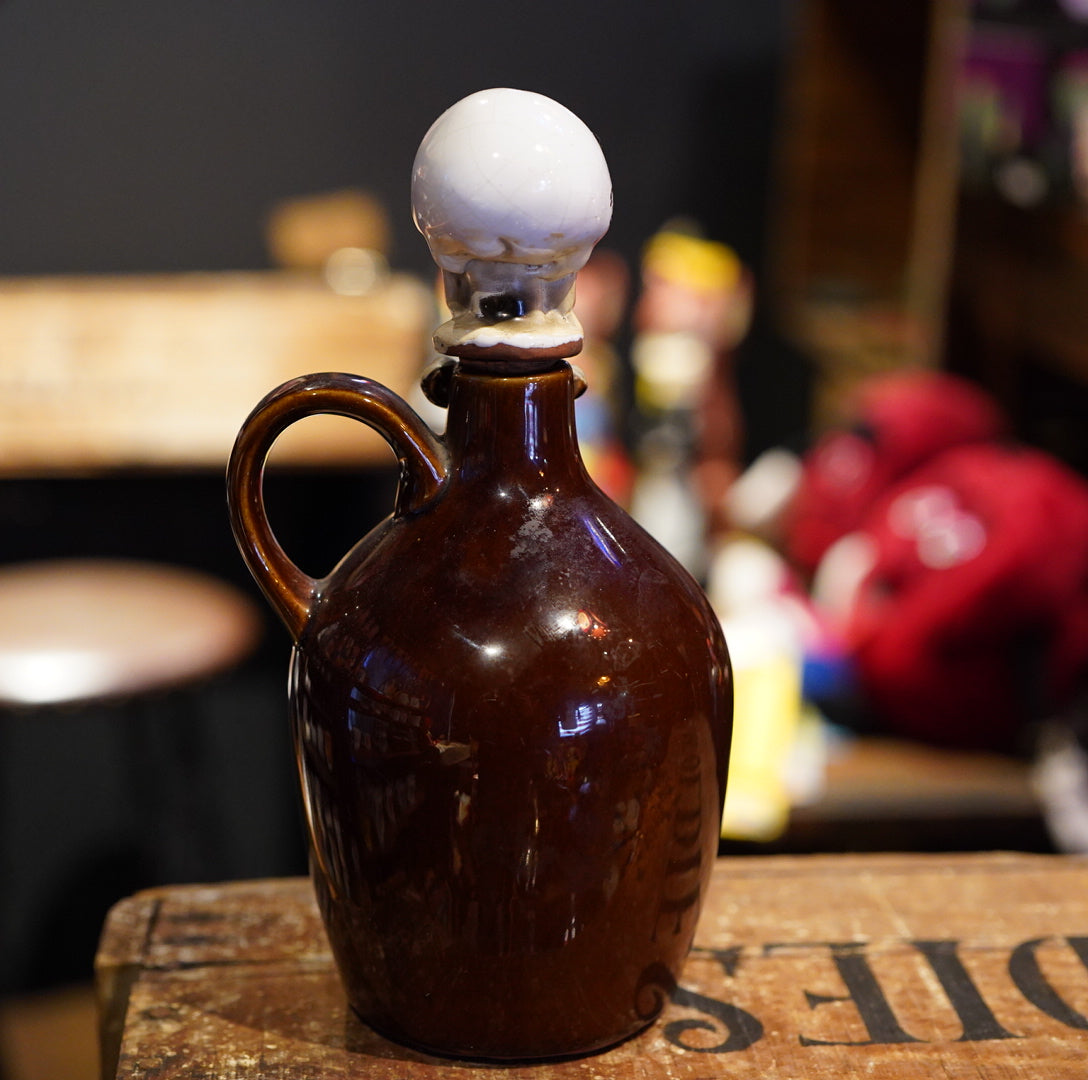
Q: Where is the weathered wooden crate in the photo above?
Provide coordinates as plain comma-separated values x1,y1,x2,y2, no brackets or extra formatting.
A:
96,852,1088,1078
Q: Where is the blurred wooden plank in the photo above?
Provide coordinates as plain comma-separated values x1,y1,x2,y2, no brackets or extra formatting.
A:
98,854,1088,1078
0,272,432,473
803,736,1038,822
0,983,99,1080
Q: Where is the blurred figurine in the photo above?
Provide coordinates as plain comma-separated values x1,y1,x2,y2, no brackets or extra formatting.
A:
709,534,833,842
571,249,636,503
627,222,753,576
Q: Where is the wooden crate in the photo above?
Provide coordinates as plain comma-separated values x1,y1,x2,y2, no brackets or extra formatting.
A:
97,853,1088,1078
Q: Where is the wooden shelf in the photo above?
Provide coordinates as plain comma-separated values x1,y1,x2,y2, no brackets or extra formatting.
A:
0,271,432,474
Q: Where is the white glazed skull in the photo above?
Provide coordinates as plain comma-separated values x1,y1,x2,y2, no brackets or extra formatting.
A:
411,88,612,359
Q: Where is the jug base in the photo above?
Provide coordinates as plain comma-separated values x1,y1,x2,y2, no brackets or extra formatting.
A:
350,1004,661,1064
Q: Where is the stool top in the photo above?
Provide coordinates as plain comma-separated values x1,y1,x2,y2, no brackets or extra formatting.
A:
0,559,261,706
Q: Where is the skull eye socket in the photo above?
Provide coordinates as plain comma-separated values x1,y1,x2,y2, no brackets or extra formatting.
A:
478,294,526,321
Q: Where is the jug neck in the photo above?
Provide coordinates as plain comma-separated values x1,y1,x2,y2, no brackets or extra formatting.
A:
443,363,588,488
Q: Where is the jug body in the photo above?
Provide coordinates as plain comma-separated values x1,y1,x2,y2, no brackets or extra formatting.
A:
229,364,731,1060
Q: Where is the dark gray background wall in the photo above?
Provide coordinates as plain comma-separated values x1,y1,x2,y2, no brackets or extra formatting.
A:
0,1,789,280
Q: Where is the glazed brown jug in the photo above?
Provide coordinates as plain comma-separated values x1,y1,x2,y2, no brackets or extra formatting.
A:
227,88,732,1062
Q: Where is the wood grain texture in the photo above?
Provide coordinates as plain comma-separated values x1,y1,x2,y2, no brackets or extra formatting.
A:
0,272,431,473
96,854,1088,1078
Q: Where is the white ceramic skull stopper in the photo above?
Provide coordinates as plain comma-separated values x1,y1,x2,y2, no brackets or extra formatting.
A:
412,88,613,363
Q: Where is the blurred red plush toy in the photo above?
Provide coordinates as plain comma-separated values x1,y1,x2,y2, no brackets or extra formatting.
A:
786,371,1007,576
843,442,1088,751
785,370,1088,753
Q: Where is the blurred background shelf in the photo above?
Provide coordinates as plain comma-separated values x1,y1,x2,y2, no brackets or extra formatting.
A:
0,271,431,473
771,0,1088,473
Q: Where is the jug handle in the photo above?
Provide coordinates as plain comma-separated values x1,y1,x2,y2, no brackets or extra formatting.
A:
227,372,449,640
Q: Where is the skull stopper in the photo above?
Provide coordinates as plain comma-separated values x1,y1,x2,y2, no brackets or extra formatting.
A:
411,88,613,363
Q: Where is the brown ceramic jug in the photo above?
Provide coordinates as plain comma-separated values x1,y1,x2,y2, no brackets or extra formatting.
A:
227,88,732,1061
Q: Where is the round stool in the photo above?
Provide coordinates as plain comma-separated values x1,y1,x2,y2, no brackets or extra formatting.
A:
0,559,264,997
0,559,260,708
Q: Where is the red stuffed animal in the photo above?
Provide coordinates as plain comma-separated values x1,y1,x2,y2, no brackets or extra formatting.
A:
786,371,1006,576
842,443,1088,752
784,370,1088,752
